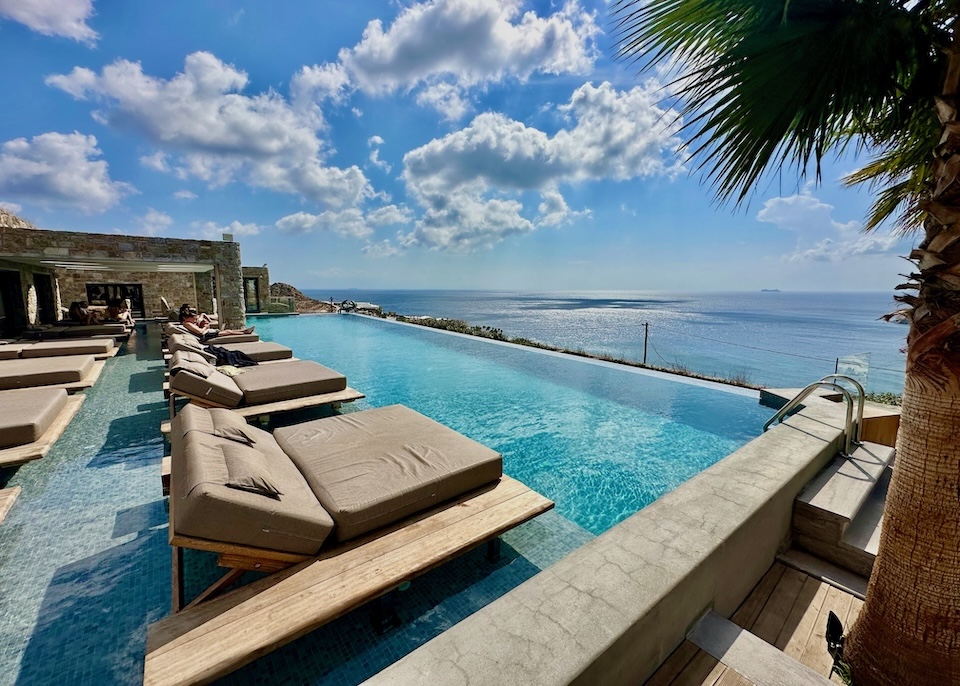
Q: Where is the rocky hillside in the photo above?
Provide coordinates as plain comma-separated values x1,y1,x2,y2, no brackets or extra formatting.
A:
269,282,337,313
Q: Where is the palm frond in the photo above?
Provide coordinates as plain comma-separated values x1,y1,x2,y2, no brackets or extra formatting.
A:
612,0,945,223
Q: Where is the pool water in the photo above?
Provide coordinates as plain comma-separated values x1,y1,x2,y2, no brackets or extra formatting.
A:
0,319,771,686
256,315,769,535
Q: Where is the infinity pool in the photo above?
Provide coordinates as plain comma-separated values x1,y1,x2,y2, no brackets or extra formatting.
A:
0,319,771,686
256,314,769,536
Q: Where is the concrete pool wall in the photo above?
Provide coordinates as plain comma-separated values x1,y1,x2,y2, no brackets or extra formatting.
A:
365,399,848,685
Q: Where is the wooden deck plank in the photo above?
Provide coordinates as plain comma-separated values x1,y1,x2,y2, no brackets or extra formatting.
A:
145,477,552,686
0,394,85,467
151,477,538,649
0,487,21,525
154,477,535,646
734,563,787,630
750,567,808,644
671,652,726,686
780,578,830,659
644,640,701,686
797,585,852,676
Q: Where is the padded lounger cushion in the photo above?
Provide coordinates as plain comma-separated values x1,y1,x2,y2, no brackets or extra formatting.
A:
275,404,503,542
233,360,346,405
19,339,114,358
217,341,292,362
58,324,126,337
0,356,95,390
170,368,244,407
0,347,20,360
170,405,334,554
0,387,68,448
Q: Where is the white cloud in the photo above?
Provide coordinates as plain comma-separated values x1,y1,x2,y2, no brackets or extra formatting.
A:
416,83,469,121
0,0,97,44
367,135,391,173
756,189,903,262
47,52,372,208
367,204,412,225
192,219,261,239
785,235,902,263
140,151,170,172
337,0,599,118
0,132,133,213
362,239,403,258
138,208,173,236
275,209,374,239
400,81,680,250
276,203,412,239
173,189,197,200
290,62,351,115
0,200,23,214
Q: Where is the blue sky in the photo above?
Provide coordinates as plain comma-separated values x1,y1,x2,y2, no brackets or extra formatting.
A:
0,0,914,291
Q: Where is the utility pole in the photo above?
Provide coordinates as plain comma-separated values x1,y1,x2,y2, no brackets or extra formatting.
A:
643,322,649,365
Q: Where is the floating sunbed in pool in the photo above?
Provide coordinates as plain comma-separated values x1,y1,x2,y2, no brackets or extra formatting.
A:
0,355,105,392
165,350,363,420
0,338,118,360
0,387,85,466
165,333,292,362
144,403,553,686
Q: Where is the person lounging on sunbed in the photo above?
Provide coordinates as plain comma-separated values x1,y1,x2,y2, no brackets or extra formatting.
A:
180,308,253,342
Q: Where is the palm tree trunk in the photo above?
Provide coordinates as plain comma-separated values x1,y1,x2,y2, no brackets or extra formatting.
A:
845,20,960,686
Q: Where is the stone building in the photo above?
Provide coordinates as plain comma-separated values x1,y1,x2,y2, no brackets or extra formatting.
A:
0,212,267,336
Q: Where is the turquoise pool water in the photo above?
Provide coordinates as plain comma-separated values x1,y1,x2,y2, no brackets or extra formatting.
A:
256,315,769,536
0,320,771,686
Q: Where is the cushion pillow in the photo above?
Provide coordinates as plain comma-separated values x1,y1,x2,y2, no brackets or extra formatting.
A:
223,442,283,499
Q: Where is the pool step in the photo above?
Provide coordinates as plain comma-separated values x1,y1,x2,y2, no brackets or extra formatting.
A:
688,610,834,686
793,442,895,577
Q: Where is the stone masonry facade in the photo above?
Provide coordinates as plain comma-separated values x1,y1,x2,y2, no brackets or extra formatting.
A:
0,224,246,328
241,266,270,313
57,270,200,318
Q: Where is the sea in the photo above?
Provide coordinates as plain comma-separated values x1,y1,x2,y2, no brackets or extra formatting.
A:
303,290,907,394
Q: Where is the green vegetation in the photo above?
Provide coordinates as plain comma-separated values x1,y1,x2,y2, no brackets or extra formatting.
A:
864,392,903,407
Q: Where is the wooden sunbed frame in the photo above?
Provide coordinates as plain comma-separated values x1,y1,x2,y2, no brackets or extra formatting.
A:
162,385,365,427
144,475,553,686
0,487,21,525
0,394,85,468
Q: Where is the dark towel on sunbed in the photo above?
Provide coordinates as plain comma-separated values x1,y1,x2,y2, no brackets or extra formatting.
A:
204,345,259,368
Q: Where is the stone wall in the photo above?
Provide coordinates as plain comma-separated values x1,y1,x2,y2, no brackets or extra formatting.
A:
194,272,215,318
0,225,246,327
56,270,199,318
241,266,270,312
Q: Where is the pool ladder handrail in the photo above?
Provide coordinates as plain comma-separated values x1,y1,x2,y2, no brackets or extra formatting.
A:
763,375,866,456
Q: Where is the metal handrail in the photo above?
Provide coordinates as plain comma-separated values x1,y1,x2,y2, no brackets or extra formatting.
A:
818,374,865,443
763,380,857,455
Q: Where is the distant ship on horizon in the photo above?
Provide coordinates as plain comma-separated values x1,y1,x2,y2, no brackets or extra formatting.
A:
760,289,781,293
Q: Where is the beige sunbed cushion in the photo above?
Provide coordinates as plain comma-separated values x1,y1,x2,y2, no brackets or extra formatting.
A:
233,360,346,405
275,404,503,542
59,324,126,337
170,404,334,554
206,333,259,344
214,341,293,362
0,387,68,448
169,367,243,407
167,333,207,355
0,356,95,390
19,339,114,358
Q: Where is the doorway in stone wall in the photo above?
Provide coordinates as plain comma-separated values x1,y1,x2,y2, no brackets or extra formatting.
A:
33,273,56,324
86,283,145,318
0,270,26,337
